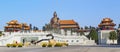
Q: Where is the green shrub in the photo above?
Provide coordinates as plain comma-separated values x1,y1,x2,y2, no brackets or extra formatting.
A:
47,43,53,47
6,44,11,47
54,43,63,47
6,43,23,48
42,43,47,47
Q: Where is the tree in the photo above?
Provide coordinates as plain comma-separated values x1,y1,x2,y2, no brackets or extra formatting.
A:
89,26,96,30
84,26,89,30
35,27,39,30
109,31,117,44
89,26,92,29
117,30,120,44
29,24,32,30
96,27,99,31
33,26,36,31
88,29,98,43
42,26,46,31
80,27,83,30
0,31,2,36
118,24,120,28
45,24,52,31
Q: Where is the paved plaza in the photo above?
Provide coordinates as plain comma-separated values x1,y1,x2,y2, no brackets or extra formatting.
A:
1,46,120,52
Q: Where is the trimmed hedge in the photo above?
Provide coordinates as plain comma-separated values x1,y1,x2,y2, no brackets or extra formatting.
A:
42,43,47,47
6,44,11,47
6,43,23,48
41,42,69,47
12,44,18,47
54,42,69,47
54,43,63,47
18,43,23,47
47,43,53,47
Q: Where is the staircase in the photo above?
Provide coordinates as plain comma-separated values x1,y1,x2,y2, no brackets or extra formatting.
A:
0,32,15,46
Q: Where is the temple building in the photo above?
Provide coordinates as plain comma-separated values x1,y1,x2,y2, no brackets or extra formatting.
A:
98,18,117,44
50,11,80,35
58,20,79,29
4,20,30,32
21,23,30,32
0,12,96,46
98,18,116,30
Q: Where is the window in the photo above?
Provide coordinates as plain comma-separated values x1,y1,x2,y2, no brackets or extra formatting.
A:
76,40,79,42
71,40,74,42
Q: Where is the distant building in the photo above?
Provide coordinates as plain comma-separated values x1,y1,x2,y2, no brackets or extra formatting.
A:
0,12,96,46
50,11,80,35
4,20,30,32
98,18,116,30
98,18,117,44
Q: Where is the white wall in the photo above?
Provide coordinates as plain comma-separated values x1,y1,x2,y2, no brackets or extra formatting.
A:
98,30,117,44
0,32,96,46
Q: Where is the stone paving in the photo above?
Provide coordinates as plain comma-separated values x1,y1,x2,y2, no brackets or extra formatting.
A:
0,46,120,52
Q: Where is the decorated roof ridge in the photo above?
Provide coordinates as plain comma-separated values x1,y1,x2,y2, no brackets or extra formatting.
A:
102,17,113,22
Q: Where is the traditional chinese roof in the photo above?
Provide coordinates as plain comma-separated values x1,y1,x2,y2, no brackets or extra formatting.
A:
98,18,116,27
60,25,79,28
59,20,77,25
5,25,21,28
7,20,20,25
58,20,79,29
103,18,112,21
50,12,80,29
5,20,30,30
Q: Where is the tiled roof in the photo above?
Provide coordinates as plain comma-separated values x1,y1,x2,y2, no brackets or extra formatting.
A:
60,25,79,28
7,20,20,25
59,20,77,25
